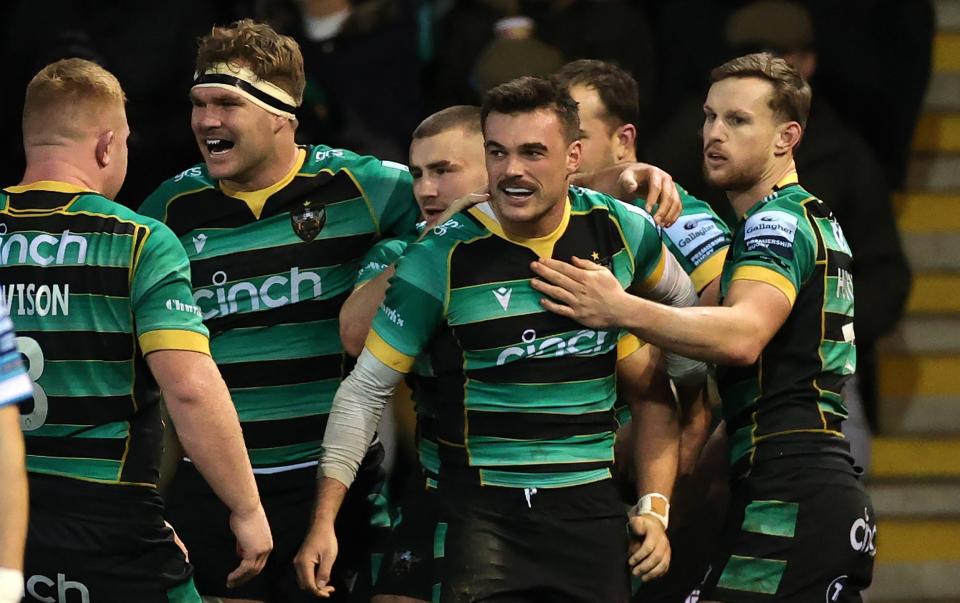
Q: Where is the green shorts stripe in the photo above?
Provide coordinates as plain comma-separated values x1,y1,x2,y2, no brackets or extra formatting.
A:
716,554,787,595
741,500,799,538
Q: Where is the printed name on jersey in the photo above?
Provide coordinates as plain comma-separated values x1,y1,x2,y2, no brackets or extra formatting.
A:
744,210,798,258
495,327,615,366
664,213,725,267
0,228,85,317
193,267,323,320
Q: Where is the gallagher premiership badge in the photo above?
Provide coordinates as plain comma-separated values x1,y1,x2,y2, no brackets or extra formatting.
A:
291,200,326,242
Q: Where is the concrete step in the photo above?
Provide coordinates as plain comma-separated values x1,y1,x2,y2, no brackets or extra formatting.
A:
870,482,960,518
906,273,960,313
879,353,960,398
925,72,960,111
935,31,960,72
907,155,960,191
877,519,960,562
902,233,960,270
894,193,960,233
880,317,960,354
872,560,960,601
872,437,960,479
940,0,960,30
914,113,960,152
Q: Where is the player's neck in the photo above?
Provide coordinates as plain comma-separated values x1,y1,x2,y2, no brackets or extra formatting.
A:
220,140,300,193
727,158,798,219
20,157,102,195
496,193,568,240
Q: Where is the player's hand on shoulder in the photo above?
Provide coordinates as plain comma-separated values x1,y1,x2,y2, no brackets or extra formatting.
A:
627,514,671,582
294,521,338,598
617,163,681,227
226,503,273,588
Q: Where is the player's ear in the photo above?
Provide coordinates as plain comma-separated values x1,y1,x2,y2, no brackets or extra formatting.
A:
566,139,582,175
96,130,115,168
614,124,637,162
774,121,802,156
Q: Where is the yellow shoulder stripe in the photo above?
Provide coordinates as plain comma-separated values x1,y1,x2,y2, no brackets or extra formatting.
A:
617,334,644,360
366,330,415,373
688,246,728,292
139,330,210,356
731,265,797,306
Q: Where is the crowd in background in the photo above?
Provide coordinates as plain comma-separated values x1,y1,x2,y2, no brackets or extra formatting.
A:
0,0,931,446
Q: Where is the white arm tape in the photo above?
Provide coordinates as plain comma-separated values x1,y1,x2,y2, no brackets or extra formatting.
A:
319,348,404,488
644,251,708,385
0,568,23,603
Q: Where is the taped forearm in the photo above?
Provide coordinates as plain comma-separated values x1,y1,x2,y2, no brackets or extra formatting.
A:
642,252,708,384
319,349,404,487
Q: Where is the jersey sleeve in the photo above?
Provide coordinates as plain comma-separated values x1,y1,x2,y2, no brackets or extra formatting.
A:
730,207,816,306
662,187,731,292
365,241,446,373
130,222,210,355
355,237,411,289
353,155,420,239
612,200,668,289
0,309,32,407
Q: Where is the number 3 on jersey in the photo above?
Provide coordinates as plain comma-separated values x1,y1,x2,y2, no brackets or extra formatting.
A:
15,336,47,431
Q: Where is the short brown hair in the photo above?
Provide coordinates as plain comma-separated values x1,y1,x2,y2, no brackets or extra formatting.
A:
552,60,639,133
196,19,305,105
23,58,126,142
710,52,811,128
412,105,482,140
481,76,580,144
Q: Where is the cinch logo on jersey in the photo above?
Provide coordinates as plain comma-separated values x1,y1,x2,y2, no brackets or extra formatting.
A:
495,328,615,365
848,507,877,557
25,573,90,603
0,226,87,266
744,210,798,258
665,213,725,267
193,267,322,319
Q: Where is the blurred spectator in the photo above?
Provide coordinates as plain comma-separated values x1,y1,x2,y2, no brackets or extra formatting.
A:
644,1,912,463
260,0,421,161
0,0,225,208
430,0,655,131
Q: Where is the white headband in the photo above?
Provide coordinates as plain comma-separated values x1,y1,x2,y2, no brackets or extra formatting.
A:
192,63,299,120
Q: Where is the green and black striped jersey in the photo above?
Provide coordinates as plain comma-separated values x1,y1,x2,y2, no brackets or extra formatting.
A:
1,180,209,487
367,187,667,489
718,173,855,472
139,146,419,469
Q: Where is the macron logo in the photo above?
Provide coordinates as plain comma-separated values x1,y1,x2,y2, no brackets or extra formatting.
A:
493,287,512,311
192,234,207,254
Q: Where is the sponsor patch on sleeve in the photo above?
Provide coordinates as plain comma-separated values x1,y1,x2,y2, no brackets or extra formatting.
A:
664,212,726,267
744,210,798,259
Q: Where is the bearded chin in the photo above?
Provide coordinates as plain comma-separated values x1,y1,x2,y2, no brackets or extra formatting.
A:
702,159,763,193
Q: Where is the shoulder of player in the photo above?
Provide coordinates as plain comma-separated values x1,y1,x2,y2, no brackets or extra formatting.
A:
301,144,410,179
140,163,216,216
72,194,180,249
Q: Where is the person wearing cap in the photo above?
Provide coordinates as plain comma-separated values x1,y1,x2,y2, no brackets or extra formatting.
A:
138,19,420,603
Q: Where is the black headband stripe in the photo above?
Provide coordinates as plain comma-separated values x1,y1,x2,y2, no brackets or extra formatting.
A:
193,73,298,114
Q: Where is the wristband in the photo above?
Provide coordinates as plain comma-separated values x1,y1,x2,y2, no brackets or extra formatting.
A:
630,492,670,530
0,567,23,603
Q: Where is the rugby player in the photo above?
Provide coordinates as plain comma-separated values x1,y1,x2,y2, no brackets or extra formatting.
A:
0,309,32,603
531,53,875,602
297,76,704,602
554,59,733,600
138,19,421,603
5,58,271,602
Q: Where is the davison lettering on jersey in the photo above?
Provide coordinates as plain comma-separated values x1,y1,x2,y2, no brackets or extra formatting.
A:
0,225,89,317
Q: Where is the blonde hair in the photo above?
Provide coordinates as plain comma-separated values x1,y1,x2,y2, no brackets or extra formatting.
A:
196,19,305,105
23,58,127,142
710,52,811,128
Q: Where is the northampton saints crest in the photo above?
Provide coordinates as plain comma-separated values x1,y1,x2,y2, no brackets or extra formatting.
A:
291,200,326,242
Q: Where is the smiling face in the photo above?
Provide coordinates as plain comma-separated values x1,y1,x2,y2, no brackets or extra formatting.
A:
702,76,782,193
190,85,287,188
409,127,487,225
483,108,581,237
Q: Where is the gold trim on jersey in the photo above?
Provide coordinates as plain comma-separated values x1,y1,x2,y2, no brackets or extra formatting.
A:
689,246,729,293
221,148,306,219
616,334,643,360
640,245,668,289
467,197,571,259
4,180,93,195
731,265,797,306
366,330,415,373
139,329,210,356
773,171,799,191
